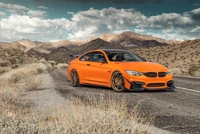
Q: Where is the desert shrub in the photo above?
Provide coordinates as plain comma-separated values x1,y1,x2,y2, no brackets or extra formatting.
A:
0,60,10,67
0,63,51,111
0,63,154,134
55,63,69,68
0,94,153,134
45,96,152,134
22,76,43,91
188,64,200,76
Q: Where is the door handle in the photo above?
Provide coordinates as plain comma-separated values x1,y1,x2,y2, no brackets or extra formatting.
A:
87,64,90,66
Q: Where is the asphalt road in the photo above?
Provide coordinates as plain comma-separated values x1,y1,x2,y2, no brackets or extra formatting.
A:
51,68,200,134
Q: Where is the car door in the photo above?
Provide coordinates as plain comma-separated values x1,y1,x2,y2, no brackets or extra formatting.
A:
85,52,111,86
78,52,93,82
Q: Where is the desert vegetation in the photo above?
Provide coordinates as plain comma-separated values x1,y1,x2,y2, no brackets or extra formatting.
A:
1,32,199,133
0,62,155,134
132,39,200,76
0,62,51,133
1,32,199,76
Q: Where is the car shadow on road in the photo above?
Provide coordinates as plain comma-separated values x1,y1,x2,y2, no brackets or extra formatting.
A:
129,89,175,93
80,85,175,93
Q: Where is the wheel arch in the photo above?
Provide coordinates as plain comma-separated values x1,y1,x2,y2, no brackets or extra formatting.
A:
69,68,81,87
69,68,78,80
110,70,127,92
111,70,123,77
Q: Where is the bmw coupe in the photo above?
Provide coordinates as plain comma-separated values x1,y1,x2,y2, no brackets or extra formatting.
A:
67,49,174,92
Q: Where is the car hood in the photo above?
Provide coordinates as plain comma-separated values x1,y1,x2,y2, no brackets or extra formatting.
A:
113,62,168,72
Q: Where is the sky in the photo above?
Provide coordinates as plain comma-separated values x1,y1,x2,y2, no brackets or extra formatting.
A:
0,0,200,42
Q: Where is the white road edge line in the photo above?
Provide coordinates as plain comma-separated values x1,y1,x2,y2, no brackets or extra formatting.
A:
176,86,200,93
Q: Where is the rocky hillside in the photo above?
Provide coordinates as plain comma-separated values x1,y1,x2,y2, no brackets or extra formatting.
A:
72,38,124,54
16,31,176,53
45,47,73,63
0,42,38,74
51,40,74,48
0,42,26,67
96,31,174,48
36,38,124,63
132,39,200,76
2,31,199,76
16,39,39,51
6,31,179,58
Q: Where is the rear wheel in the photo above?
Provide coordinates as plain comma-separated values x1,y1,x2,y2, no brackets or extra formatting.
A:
111,71,126,92
70,69,80,87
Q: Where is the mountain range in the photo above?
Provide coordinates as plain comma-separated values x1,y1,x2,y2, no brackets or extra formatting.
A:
0,31,199,76
10,31,180,52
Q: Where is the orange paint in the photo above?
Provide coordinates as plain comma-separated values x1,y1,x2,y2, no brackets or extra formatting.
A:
67,49,174,91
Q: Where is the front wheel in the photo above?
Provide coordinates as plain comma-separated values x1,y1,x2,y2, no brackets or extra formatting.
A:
111,71,126,92
70,69,80,87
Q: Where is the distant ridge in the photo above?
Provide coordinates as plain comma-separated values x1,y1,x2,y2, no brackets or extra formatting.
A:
72,38,125,54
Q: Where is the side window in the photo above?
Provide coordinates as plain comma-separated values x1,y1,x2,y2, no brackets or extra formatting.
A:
124,53,138,61
79,52,92,61
124,53,132,60
107,53,117,61
90,52,107,62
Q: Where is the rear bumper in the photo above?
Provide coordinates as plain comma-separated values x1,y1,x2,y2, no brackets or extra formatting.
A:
123,75,174,91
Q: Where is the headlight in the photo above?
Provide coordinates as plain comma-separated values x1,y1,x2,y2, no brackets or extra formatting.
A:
125,70,143,76
166,70,171,75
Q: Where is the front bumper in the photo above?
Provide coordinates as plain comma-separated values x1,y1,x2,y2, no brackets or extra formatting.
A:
129,80,175,91
124,74,174,91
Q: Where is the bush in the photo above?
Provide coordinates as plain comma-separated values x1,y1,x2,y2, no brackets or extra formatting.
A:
0,94,153,134
0,63,154,134
188,64,200,76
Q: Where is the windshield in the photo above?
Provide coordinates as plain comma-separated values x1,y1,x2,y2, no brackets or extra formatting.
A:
105,51,143,62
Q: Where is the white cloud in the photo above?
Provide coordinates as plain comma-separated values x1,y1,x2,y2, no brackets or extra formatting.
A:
0,2,28,14
0,2,5,7
0,14,71,41
67,11,74,15
38,6,49,9
191,7,200,14
0,11,6,16
69,7,147,39
68,7,199,40
148,13,192,28
0,6,200,41
27,10,47,18
68,26,98,39
147,32,196,41
191,26,200,32
134,28,145,33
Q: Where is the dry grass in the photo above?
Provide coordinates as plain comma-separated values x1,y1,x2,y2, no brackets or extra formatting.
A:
132,39,200,76
55,63,69,68
0,63,48,91
45,95,152,134
0,62,52,114
0,63,153,134
0,94,152,134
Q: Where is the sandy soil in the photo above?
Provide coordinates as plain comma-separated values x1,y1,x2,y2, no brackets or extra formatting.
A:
51,68,200,134
21,73,70,118
20,70,177,134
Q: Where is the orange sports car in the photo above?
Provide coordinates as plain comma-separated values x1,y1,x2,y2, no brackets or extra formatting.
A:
67,49,174,92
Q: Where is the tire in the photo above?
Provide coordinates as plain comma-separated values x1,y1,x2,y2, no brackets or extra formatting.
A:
111,71,126,92
70,69,80,87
